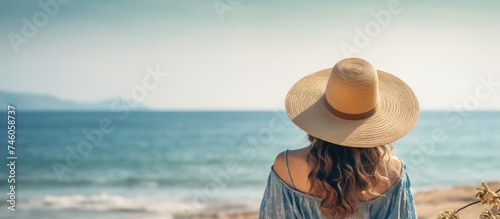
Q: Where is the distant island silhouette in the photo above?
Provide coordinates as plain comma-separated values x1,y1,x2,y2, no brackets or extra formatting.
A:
0,90,149,111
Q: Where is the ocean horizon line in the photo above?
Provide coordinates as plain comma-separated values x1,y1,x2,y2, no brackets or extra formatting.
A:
4,109,500,112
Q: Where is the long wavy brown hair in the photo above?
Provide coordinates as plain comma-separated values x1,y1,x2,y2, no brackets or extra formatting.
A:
306,134,392,219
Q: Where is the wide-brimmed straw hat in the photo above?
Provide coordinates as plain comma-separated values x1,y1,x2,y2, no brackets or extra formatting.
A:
285,58,419,148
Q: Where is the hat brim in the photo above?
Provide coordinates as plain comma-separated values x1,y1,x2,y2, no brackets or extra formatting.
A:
285,68,419,148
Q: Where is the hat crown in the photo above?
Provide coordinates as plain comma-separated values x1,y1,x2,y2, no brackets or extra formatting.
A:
325,58,379,116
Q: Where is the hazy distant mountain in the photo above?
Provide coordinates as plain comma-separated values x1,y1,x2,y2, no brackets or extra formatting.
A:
0,90,149,111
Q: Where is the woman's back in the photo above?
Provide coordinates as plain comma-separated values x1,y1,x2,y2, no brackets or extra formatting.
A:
273,147,403,201
259,148,417,219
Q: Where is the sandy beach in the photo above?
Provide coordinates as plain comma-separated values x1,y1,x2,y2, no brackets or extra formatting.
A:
173,181,500,219
415,181,500,219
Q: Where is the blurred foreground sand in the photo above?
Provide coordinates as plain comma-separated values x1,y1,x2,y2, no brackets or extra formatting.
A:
415,181,500,219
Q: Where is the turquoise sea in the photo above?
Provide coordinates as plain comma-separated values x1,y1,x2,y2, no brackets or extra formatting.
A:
0,111,499,219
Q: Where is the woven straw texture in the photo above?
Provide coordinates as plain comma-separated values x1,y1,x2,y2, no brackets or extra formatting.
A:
285,58,419,148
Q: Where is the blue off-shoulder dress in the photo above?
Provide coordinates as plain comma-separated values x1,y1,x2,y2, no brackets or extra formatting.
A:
258,151,417,219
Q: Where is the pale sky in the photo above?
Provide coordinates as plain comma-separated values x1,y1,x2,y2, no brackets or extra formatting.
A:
1,0,499,110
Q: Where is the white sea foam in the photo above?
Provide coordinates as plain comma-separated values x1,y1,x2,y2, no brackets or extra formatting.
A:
24,194,174,213
21,193,261,217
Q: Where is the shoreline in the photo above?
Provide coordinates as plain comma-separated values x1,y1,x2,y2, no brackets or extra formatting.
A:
173,181,500,219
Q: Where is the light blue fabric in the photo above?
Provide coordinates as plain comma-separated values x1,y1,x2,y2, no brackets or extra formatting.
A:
258,161,417,219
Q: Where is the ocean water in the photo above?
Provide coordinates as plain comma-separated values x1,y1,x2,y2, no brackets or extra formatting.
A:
0,111,499,219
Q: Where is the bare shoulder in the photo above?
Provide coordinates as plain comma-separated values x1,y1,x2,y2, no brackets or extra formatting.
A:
272,147,310,191
272,151,289,185
272,151,286,172
386,155,403,185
